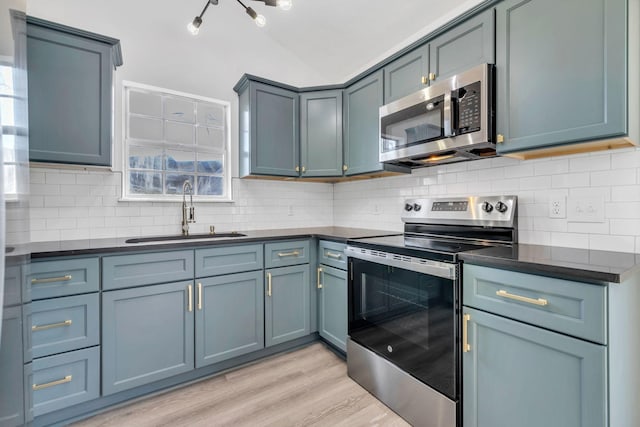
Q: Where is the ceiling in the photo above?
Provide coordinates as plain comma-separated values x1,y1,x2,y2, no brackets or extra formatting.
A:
194,0,485,84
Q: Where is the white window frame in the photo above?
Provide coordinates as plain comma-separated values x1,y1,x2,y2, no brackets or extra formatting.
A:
121,81,232,202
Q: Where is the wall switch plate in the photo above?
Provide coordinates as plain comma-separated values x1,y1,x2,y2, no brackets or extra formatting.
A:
567,197,605,223
549,197,566,218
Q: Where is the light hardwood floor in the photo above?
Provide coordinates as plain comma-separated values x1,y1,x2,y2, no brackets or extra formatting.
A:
72,343,410,427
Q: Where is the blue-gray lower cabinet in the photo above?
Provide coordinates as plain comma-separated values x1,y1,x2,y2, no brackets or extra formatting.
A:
317,265,347,352
462,307,606,427
102,281,195,395
265,265,310,347
0,306,26,427
300,90,343,177
195,271,264,368
495,0,626,154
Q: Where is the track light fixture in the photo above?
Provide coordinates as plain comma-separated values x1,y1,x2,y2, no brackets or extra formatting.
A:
187,0,292,34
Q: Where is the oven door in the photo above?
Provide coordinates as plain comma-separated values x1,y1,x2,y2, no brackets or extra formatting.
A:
348,253,459,401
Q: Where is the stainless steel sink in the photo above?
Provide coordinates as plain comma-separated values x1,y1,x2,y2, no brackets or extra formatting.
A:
125,232,246,244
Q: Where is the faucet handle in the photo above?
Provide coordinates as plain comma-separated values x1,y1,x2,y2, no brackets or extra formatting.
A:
209,225,215,235
189,206,195,222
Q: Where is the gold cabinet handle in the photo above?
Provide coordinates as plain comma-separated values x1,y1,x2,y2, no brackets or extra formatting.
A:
187,284,193,312
326,251,342,260
31,274,72,284
277,251,300,257
197,283,203,310
295,166,300,172
343,165,348,172
317,267,323,289
33,375,72,391
421,76,428,85
497,134,504,143
267,272,272,297
301,166,306,173
32,320,72,332
463,313,471,353
496,289,548,306
428,72,437,81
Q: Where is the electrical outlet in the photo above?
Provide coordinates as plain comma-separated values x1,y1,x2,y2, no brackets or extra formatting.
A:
549,198,566,218
567,197,605,223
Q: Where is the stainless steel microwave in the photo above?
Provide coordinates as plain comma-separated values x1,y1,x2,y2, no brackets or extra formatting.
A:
379,63,496,168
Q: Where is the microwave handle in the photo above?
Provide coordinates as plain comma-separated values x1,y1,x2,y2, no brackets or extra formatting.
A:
443,92,455,137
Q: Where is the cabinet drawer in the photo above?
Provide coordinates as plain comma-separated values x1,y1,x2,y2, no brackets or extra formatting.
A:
195,244,263,277
102,250,194,290
30,294,99,358
30,346,100,416
265,240,310,268
28,257,99,300
463,264,607,344
318,240,347,270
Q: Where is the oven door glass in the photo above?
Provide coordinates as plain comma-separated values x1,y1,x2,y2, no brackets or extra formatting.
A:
380,94,445,153
348,257,457,400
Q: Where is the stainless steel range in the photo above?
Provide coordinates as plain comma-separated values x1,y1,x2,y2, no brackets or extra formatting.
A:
346,195,517,427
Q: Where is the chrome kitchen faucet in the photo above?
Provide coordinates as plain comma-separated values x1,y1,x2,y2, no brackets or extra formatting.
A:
181,180,195,236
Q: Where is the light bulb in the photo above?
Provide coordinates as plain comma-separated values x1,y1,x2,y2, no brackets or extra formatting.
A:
277,0,292,11
187,17,202,35
255,14,266,27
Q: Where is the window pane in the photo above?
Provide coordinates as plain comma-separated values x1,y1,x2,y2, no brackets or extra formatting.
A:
129,145,163,170
165,121,194,145
129,172,162,194
197,102,225,127
2,134,16,163
166,149,195,172
197,153,223,174
129,90,162,117
0,96,15,127
197,176,223,196
3,164,16,194
196,126,225,150
0,65,13,96
164,96,195,123
129,116,163,141
166,174,194,194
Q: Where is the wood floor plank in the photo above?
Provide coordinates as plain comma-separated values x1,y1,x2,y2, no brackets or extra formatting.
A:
72,343,410,427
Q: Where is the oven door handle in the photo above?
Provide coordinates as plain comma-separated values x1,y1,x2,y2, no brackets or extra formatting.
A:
345,246,456,280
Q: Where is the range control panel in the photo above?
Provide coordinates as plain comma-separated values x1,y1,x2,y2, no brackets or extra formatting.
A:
402,196,517,227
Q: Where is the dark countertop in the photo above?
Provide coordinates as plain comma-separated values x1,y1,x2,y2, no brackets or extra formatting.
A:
29,227,400,259
459,244,640,285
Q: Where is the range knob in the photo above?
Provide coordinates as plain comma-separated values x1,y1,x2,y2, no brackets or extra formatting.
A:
405,203,414,212
495,201,508,213
413,203,422,212
481,201,494,213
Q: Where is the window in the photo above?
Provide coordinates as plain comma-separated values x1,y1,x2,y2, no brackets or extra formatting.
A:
123,81,231,201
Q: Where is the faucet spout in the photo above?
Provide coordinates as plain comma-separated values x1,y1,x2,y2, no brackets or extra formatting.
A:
181,180,195,236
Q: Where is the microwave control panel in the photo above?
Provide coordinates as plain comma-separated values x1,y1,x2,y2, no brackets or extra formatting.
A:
455,81,481,134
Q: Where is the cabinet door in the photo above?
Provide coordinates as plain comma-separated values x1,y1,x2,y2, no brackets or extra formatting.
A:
300,90,343,177
265,265,310,347
195,271,264,368
0,306,25,427
383,44,429,104
495,0,626,154
318,265,347,352
429,9,495,83
102,281,195,395
343,71,385,176
250,82,299,176
463,307,606,427
27,24,113,166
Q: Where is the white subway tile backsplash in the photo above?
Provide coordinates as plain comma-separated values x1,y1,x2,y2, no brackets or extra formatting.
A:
569,154,611,172
590,169,637,187
45,173,76,185
550,233,589,249
551,173,590,188
611,185,640,202
589,234,635,252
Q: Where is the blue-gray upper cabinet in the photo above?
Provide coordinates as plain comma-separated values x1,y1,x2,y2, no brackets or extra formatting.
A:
383,44,429,104
317,265,347,352
265,265,310,347
428,8,495,83
495,0,626,154
300,90,343,177
195,271,264,368
463,307,606,427
26,17,123,166
0,306,25,427
239,81,300,177
343,70,385,176
102,281,195,395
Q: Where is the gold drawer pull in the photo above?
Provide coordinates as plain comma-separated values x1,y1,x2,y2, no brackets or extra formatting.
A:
32,320,72,332
33,375,72,391
188,284,193,312
32,274,72,284
463,313,471,353
496,290,548,306
317,267,323,289
197,283,203,310
325,251,342,259
267,272,272,297
277,251,300,257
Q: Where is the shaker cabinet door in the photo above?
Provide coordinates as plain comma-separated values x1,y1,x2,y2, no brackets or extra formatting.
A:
265,265,310,347
383,44,429,104
300,90,343,177
318,265,347,352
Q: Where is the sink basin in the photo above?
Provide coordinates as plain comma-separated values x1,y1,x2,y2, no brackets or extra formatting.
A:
126,232,246,244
